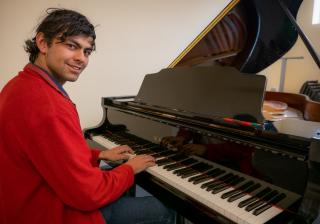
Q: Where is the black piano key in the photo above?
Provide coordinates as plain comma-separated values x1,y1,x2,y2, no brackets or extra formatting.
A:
221,181,254,199
177,162,211,176
188,173,206,182
156,158,175,166
206,174,236,191
238,187,272,208
191,169,225,185
173,162,205,176
157,154,188,166
188,174,208,183
244,190,279,212
134,145,160,152
163,163,183,171
150,146,168,153
228,183,262,202
136,145,155,151
192,176,213,185
212,177,245,194
181,170,200,179
190,168,222,181
201,173,233,189
170,154,189,161
116,140,135,144
135,149,154,155
131,143,155,150
178,158,197,164
191,163,213,172
148,146,164,152
253,193,287,216
153,150,176,158
174,167,193,175
129,144,142,149
178,167,199,177
164,158,197,171
210,176,239,193
180,158,198,165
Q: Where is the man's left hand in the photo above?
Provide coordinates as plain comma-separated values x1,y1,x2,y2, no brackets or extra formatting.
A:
98,145,134,161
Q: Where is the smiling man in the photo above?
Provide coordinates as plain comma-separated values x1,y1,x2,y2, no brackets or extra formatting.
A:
0,8,173,224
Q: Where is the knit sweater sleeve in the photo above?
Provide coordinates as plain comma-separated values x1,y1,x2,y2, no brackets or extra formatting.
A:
20,101,134,211
90,149,102,167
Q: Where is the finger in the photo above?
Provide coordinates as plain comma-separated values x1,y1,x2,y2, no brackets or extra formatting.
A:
161,138,171,145
142,154,155,160
115,145,132,153
122,145,134,154
127,147,134,154
146,161,156,167
138,154,155,163
120,154,131,160
146,156,156,164
160,140,168,146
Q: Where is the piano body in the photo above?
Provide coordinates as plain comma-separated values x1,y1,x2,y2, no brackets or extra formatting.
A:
84,0,320,223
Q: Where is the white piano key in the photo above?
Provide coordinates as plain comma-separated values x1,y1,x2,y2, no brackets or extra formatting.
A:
92,135,118,149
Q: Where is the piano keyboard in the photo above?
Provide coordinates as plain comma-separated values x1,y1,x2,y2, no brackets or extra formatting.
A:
91,132,300,224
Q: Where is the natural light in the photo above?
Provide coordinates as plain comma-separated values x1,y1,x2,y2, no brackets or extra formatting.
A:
313,0,320,24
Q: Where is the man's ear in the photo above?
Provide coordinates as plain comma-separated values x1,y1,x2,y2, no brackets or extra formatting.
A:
35,32,48,54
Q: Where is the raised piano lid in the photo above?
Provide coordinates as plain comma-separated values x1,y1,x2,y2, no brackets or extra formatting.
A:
168,0,320,72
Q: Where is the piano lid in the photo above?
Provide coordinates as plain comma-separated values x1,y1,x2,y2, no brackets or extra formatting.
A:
168,0,320,73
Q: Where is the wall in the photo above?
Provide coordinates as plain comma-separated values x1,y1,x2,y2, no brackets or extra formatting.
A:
0,0,231,128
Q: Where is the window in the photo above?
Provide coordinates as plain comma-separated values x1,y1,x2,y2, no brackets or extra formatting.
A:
313,0,320,24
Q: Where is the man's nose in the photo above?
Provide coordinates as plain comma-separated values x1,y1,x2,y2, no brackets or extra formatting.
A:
74,50,87,62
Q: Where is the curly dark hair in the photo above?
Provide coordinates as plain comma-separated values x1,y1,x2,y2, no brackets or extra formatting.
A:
25,8,96,63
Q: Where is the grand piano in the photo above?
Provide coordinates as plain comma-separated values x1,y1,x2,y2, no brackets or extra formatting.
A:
84,0,320,223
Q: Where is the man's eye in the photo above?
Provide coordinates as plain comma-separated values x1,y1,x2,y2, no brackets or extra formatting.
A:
66,44,76,49
84,50,92,57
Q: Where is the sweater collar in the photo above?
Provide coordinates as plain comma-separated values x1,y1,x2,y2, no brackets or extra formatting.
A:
24,63,70,99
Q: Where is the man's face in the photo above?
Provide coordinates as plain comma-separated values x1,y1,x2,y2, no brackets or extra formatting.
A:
38,35,94,84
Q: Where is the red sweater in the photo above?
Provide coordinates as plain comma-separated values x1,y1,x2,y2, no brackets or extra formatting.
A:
0,64,134,224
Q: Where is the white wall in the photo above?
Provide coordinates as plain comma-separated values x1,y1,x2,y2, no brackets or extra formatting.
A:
0,0,231,128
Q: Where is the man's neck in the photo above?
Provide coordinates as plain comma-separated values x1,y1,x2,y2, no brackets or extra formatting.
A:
34,57,66,85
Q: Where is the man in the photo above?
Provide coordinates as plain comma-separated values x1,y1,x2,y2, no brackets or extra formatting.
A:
0,8,173,224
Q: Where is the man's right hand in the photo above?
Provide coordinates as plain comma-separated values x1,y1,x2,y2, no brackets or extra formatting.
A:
160,136,186,148
125,154,156,174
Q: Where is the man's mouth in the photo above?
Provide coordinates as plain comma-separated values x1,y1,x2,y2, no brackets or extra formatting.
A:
68,64,82,71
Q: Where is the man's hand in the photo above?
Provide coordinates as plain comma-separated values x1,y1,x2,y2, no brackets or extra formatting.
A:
181,144,207,156
125,155,156,174
160,136,186,148
98,145,134,161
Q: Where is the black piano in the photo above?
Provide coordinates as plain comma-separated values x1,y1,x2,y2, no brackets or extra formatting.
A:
84,0,320,223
